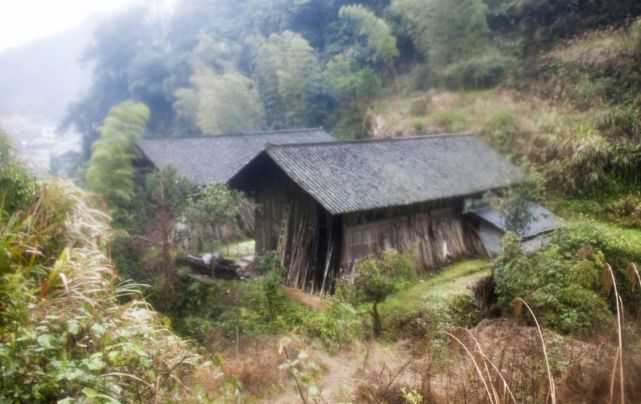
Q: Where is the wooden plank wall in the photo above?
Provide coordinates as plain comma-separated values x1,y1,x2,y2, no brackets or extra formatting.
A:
341,204,477,273
252,169,479,292
254,171,341,294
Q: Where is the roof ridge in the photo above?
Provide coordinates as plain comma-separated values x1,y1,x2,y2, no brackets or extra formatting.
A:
141,127,325,141
265,132,474,150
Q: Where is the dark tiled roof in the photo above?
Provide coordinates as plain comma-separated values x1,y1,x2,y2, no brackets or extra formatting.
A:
136,128,333,184
264,134,525,215
468,202,561,238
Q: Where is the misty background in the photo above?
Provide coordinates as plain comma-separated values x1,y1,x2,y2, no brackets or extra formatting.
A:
3,0,638,177
0,0,175,173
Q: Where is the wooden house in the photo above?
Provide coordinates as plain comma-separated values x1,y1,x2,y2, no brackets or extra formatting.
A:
229,134,525,294
135,128,334,184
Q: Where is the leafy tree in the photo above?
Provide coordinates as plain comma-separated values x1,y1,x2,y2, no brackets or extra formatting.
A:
354,261,396,337
143,166,193,287
324,54,381,104
338,4,399,70
182,183,252,251
352,251,415,337
486,181,541,235
428,0,489,68
126,48,179,134
323,54,381,139
0,129,37,215
392,0,489,69
85,101,150,222
174,67,266,134
250,31,323,128
191,34,243,73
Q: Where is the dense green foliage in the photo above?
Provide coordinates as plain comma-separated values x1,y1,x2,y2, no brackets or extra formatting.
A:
485,0,641,48
63,1,396,147
0,152,199,401
250,31,323,128
494,224,641,336
0,130,37,215
409,0,489,68
342,251,415,337
61,0,641,151
160,251,362,349
339,5,399,69
175,68,266,134
182,183,251,251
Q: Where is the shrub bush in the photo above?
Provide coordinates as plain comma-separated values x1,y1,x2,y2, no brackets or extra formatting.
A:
110,234,149,284
384,294,481,340
553,223,641,305
609,193,641,228
439,50,515,90
411,118,426,132
339,250,416,337
0,134,38,215
0,178,198,402
256,250,283,274
303,300,364,349
409,97,430,117
332,104,373,140
407,64,431,92
492,227,641,336
485,109,519,152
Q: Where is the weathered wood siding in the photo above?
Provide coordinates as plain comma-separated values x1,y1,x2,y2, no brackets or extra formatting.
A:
341,202,478,272
250,165,341,294
233,157,481,294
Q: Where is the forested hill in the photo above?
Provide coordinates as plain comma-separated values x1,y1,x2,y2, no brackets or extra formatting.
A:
63,0,641,157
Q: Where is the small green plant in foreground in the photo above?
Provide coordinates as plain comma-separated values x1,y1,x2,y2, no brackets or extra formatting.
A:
347,251,415,338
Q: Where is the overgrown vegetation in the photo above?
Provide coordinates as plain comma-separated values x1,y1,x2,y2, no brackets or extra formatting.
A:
493,221,641,336
42,0,641,400
0,136,207,401
157,250,363,350
338,251,415,337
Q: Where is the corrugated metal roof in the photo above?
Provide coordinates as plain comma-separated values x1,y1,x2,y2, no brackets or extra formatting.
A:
469,202,561,238
264,134,525,214
136,128,334,184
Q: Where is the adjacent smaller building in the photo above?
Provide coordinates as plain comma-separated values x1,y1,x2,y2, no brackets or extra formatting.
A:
467,203,561,256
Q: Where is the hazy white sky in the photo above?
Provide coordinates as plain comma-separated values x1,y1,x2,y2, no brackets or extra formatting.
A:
0,0,167,52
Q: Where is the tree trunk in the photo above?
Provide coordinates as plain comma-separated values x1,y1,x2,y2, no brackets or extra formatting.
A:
372,302,382,338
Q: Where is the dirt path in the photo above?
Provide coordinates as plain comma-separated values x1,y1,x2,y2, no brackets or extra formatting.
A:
252,319,638,403
265,339,416,404
279,285,329,310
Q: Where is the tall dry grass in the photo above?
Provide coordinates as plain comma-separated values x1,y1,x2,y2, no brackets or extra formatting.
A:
603,263,625,404
62,183,211,400
513,298,556,404
1,181,213,401
432,299,555,404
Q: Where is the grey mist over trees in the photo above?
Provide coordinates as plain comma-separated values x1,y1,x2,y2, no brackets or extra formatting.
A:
61,0,405,155
60,0,536,155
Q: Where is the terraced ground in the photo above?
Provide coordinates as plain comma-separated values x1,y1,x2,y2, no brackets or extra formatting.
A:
381,258,491,317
